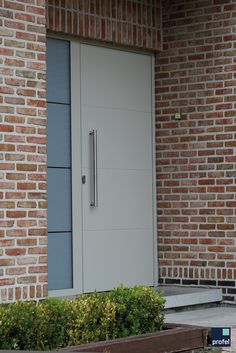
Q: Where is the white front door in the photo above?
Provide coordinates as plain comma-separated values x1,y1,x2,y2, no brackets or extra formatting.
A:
78,44,155,292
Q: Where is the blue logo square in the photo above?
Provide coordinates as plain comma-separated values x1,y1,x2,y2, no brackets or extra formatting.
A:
211,327,231,347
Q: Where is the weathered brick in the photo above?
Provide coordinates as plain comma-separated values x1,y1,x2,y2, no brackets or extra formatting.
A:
0,0,47,303
17,89,36,97
17,182,36,190
6,229,26,237
0,28,14,37
17,239,37,246
17,201,37,208
29,266,47,273
5,97,25,105
17,276,37,284
6,173,26,180
0,278,15,286
5,58,25,67
157,0,236,302
0,259,15,266
5,248,26,256
6,268,26,276
16,31,36,41
46,1,161,51
7,211,26,218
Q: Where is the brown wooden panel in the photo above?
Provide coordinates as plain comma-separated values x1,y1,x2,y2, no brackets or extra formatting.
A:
59,324,209,353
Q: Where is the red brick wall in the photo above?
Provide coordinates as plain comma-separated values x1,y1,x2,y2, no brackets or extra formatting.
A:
0,0,47,302
46,0,162,51
0,0,161,303
156,0,236,301
4,0,236,303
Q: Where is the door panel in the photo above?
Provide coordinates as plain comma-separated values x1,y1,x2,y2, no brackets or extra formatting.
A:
47,39,155,294
47,103,71,168
83,229,154,292
81,45,152,112
47,38,70,104
81,106,152,170
47,168,72,232
82,168,153,230
81,44,154,292
47,38,73,292
48,232,73,290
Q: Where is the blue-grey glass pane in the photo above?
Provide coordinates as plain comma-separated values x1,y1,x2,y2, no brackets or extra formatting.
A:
48,232,73,290
47,38,70,104
47,103,71,168
48,168,71,232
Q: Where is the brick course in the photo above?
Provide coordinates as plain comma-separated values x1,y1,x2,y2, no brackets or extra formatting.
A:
46,0,162,51
0,0,47,302
156,0,236,301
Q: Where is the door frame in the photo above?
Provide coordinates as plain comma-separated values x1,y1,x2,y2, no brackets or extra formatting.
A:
48,35,158,298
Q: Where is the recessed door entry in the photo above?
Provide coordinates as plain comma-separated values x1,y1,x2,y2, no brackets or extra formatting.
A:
47,38,155,294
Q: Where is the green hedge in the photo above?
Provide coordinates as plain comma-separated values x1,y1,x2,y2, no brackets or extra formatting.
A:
0,285,165,350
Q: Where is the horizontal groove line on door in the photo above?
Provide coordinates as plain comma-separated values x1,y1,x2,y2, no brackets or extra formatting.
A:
83,228,153,232
82,167,152,171
82,103,151,114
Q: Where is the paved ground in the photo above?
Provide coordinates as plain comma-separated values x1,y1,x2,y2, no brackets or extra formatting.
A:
165,306,236,353
165,307,236,328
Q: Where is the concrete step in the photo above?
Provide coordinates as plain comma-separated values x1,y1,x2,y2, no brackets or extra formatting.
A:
156,285,222,309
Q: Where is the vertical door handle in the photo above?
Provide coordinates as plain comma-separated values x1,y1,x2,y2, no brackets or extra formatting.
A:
89,129,98,207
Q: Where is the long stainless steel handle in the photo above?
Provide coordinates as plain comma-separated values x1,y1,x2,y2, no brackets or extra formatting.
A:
89,129,98,207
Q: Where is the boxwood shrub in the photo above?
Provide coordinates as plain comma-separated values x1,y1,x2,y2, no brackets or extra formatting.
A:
0,285,165,350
